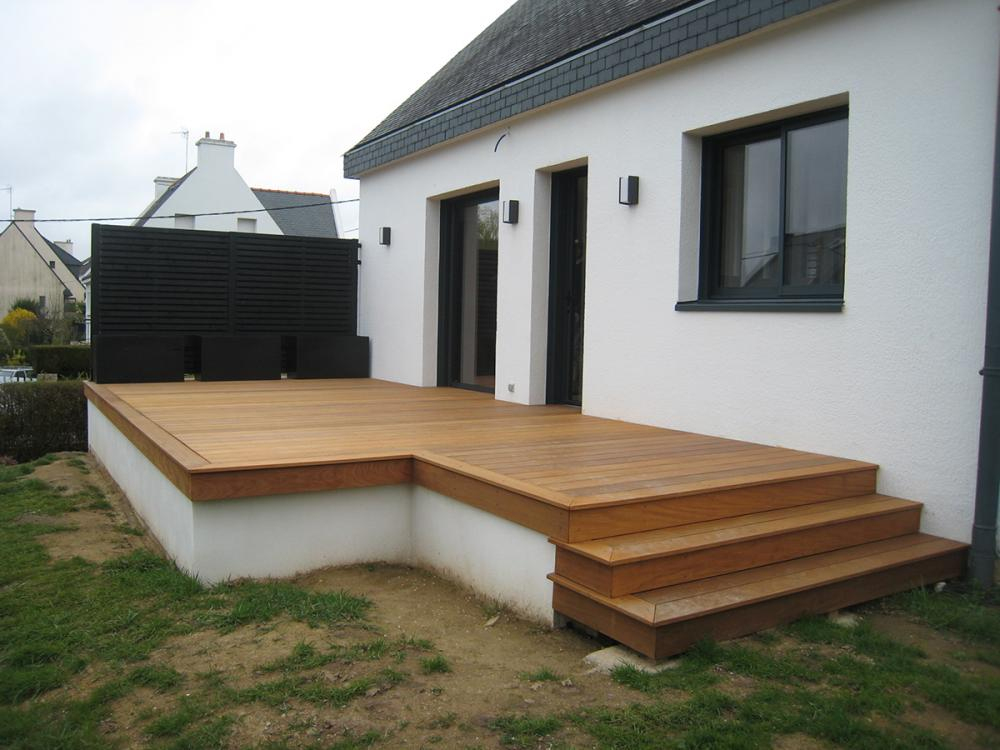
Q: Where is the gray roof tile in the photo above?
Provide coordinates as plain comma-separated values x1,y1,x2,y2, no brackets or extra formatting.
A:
253,189,338,238
355,0,691,147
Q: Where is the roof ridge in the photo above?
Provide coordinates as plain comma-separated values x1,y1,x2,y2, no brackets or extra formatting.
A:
251,187,329,197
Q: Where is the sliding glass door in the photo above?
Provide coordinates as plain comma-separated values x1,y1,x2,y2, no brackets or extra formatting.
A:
438,189,500,391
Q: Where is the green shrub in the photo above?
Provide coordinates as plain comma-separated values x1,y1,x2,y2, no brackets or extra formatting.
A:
28,345,91,378
0,381,87,462
1,308,39,350
8,298,41,315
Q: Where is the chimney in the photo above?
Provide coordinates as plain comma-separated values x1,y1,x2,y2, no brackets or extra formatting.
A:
154,176,178,199
195,132,236,172
13,208,35,226
54,239,74,257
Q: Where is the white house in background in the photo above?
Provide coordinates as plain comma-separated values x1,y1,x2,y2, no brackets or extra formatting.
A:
0,208,84,315
344,0,999,551
135,133,338,238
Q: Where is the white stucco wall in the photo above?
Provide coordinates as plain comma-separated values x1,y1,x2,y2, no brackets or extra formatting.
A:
141,139,283,234
89,406,196,569
411,486,555,623
190,486,412,583
356,0,999,544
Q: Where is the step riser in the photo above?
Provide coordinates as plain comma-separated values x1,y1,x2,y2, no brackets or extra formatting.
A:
567,469,877,542
557,506,922,597
553,547,966,659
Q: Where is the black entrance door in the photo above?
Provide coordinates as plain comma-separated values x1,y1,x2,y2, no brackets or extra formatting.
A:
547,167,588,406
438,189,500,392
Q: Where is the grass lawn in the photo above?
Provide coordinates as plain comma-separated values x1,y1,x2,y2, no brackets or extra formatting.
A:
0,453,998,749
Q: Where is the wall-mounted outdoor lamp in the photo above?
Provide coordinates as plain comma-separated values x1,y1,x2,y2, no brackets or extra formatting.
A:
378,227,391,246
619,176,639,205
502,200,519,224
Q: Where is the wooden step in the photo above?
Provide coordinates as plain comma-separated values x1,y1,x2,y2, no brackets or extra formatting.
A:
550,533,967,659
554,495,921,596
564,466,877,542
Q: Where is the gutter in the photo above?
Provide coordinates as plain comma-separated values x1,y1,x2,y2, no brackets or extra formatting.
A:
971,62,1000,587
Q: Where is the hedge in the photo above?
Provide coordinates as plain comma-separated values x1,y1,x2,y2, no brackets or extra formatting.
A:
29,345,91,378
0,381,87,462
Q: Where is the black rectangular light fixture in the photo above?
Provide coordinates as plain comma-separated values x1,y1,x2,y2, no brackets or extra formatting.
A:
502,199,519,224
619,176,639,205
378,227,391,246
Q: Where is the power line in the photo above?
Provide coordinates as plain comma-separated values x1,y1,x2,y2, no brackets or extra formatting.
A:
5,197,359,224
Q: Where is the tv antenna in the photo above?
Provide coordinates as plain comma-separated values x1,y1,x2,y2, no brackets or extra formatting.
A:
171,129,190,173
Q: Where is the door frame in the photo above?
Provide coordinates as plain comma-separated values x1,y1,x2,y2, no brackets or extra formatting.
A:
546,166,588,406
437,187,501,392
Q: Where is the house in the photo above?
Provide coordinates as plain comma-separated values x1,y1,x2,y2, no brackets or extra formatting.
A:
134,132,339,237
0,208,85,315
82,0,994,660
79,258,91,341
344,0,998,561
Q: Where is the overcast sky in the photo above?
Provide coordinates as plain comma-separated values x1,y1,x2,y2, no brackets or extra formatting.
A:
0,0,514,256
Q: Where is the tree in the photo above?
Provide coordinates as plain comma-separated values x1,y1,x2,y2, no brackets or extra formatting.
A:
478,205,499,250
9,298,41,315
1,308,39,349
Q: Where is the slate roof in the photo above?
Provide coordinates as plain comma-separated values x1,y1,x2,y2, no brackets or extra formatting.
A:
252,189,339,238
356,0,691,146
134,169,196,226
133,171,337,238
44,238,83,279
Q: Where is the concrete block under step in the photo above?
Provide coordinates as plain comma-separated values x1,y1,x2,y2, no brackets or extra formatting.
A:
584,645,679,675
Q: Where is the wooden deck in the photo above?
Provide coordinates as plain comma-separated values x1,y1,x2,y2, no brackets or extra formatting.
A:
84,378,965,659
85,378,876,542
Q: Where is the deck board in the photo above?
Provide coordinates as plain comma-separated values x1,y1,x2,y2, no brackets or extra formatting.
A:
85,378,876,540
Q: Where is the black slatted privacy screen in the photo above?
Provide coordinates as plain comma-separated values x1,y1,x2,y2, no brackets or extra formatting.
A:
91,224,359,336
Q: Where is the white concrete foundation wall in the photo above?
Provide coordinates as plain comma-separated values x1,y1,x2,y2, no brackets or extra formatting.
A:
190,486,412,583
89,404,555,621
89,406,196,570
411,486,554,624
357,0,999,544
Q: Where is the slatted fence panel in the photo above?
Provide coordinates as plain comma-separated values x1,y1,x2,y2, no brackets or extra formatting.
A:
92,224,359,337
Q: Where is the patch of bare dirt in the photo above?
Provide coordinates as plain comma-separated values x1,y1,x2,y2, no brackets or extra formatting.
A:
867,612,1000,679
33,453,160,563
289,563,646,747
901,704,1000,750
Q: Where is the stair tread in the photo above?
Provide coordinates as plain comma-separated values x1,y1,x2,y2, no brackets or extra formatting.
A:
549,533,967,626
554,494,921,564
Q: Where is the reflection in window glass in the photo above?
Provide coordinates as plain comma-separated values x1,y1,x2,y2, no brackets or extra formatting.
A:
719,138,781,290
784,118,848,287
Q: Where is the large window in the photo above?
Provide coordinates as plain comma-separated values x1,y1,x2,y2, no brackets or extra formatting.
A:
699,107,848,303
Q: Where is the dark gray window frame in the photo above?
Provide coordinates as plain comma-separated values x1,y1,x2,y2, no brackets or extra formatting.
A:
680,105,848,312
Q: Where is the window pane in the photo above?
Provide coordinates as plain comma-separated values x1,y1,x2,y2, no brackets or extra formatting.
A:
719,138,781,290
458,199,498,388
784,118,847,288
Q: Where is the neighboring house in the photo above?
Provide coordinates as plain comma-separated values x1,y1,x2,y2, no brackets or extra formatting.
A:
0,208,85,315
79,258,92,341
344,0,999,550
135,133,338,237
